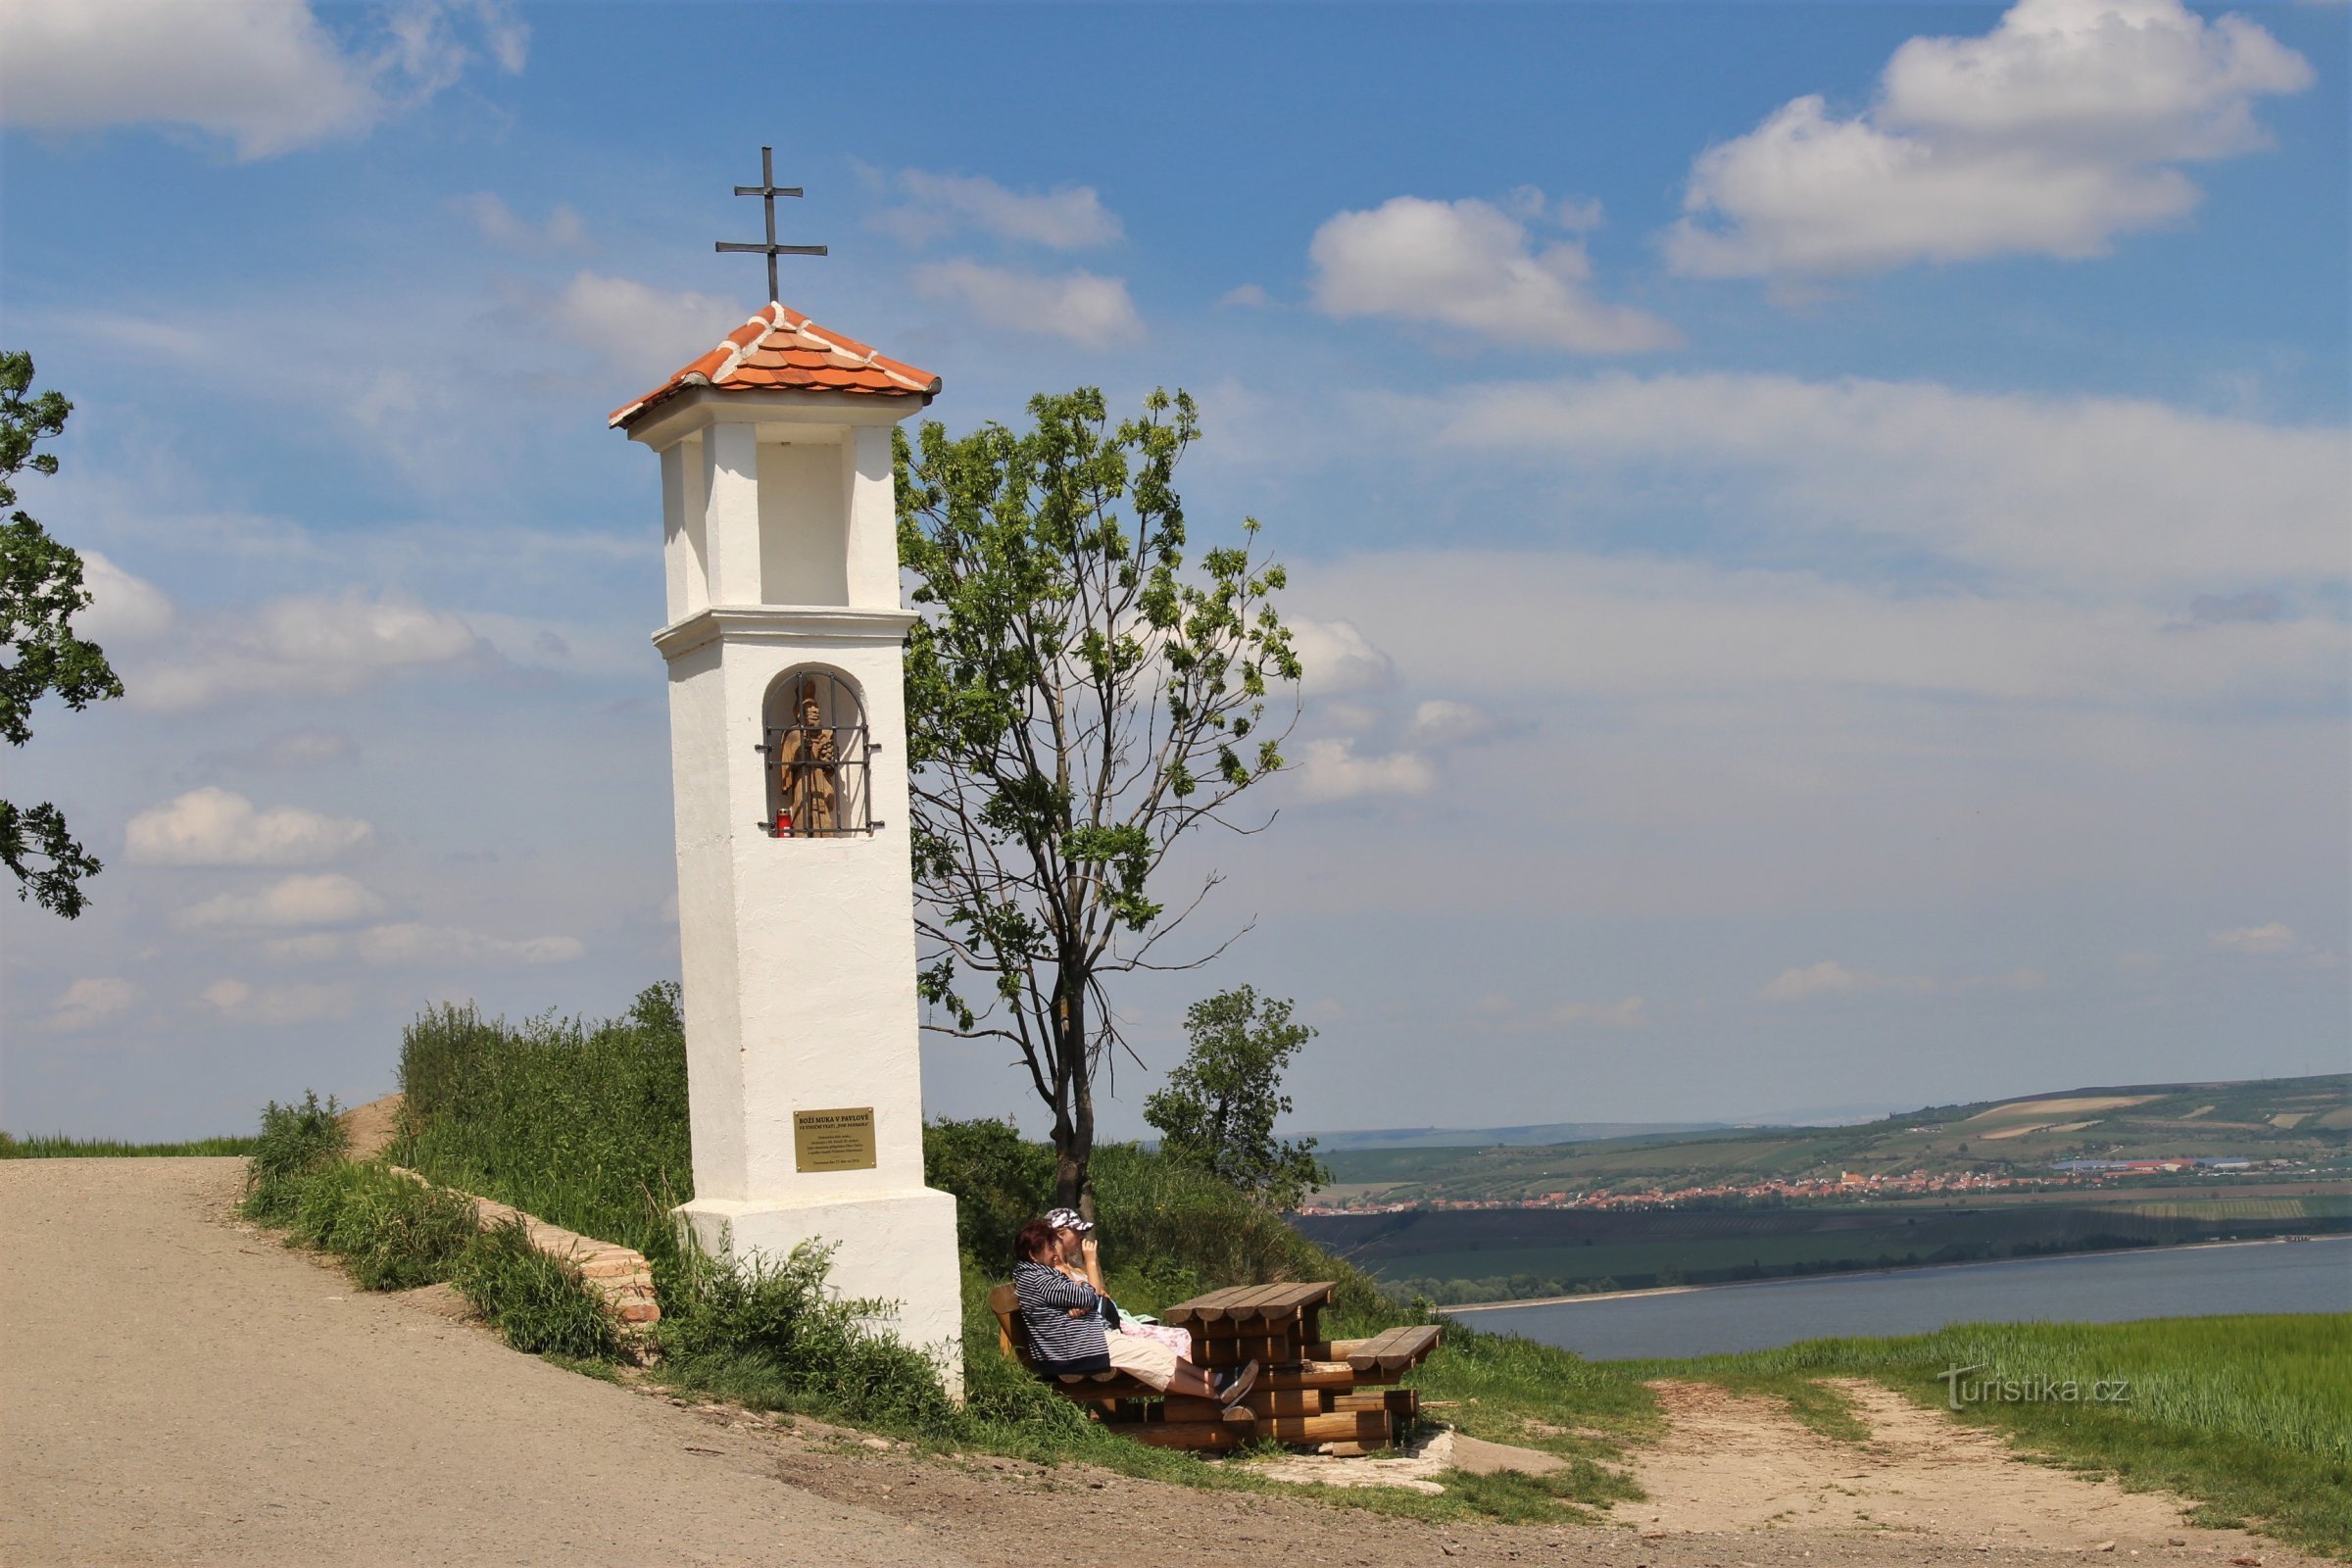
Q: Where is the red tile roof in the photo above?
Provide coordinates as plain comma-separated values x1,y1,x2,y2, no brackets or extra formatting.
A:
609,302,940,428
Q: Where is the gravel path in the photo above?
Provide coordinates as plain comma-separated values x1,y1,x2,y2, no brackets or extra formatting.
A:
4,1157,2321,1568
1,1158,955,1568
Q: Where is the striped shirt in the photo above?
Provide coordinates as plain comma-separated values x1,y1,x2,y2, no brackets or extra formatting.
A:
1012,1260,1110,1371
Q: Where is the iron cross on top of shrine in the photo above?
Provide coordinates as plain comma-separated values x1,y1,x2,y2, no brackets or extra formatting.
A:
715,146,828,303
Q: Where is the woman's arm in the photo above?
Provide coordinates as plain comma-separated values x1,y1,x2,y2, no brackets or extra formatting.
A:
1079,1235,1105,1293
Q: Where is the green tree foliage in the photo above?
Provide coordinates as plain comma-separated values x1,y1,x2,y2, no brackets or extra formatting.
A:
896,387,1300,1214
922,1116,1056,1266
1,353,122,917
1143,986,1329,1210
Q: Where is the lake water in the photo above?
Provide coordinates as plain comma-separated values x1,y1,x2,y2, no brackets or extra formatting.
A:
1450,1236,2352,1361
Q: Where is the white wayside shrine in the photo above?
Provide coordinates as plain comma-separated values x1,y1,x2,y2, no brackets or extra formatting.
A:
610,302,962,1394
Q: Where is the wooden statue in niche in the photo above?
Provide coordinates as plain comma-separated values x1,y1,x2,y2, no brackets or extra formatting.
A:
776,680,839,835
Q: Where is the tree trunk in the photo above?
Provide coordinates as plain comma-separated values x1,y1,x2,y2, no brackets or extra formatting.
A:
1051,977,1095,1214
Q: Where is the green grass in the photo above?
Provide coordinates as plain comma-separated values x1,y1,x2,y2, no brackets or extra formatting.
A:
453,1220,623,1360
391,988,691,1268
1626,1313,2352,1559
281,1162,478,1291
1,1132,261,1157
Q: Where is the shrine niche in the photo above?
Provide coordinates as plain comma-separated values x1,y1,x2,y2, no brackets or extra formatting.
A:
760,667,872,837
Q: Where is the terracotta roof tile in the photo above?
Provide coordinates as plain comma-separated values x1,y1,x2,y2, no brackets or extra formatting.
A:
610,303,941,428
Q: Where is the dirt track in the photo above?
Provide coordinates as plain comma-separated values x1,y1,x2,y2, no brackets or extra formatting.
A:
2,1159,2326,1567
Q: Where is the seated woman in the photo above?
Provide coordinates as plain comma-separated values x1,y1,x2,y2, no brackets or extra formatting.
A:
1040,1205,1194,1361
1012,1217,1258,1406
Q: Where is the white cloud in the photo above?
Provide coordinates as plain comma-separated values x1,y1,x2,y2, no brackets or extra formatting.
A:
870,171,1122,249
176,873,384,931
1293,737,1439,804
197,978,353,1026
266,921,583,967
1760,959,1937,1002
458,192,585,250
0,0,528,161
546,272,743,385
1668,0,2314,279
910,261,1144,349
128,590,483,710
1289,619,1398,696
2210,922,2297,954
73,550,176,645
1422,371,2349,597
126,788,372,866
42,978,141,1033
1309,195,1679,353
1405,699,1507,748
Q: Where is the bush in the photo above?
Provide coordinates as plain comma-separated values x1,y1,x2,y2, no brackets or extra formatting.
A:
242,1091,347,1223
661,1240,960,1439
923,1117,1055,1266
453,1219,621,1360
284,1163,477,1291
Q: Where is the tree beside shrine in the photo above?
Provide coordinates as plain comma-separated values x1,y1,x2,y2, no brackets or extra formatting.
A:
897,387,1301,1215
0,353,122,919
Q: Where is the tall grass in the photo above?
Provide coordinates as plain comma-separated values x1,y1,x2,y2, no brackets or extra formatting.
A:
242,1091,348,1222
454,1220,623,1360
1,1132,261,1157
394,986,691,1266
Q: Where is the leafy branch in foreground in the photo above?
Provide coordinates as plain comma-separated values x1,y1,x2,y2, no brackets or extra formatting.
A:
1,351,122,918
897,386,1301,1212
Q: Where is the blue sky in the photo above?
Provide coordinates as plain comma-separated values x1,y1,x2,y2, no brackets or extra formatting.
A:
2,0,2345,1141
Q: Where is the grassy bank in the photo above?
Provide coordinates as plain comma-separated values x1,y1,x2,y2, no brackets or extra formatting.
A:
1627,1313,2351,1559
2,1132,261,1157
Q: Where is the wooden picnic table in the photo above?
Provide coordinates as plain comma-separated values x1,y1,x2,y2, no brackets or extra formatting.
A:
988,1277,1443,1452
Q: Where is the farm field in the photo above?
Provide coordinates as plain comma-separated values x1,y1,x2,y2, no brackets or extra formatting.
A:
1316,1072,2352,1205
1294,1194,2352,1301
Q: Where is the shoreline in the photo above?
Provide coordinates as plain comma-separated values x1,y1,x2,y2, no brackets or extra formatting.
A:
1437,1231,2349,1314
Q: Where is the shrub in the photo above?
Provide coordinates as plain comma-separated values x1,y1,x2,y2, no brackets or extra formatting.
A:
661,1239,960,1438
923,1116,1055,1265
453,1219,621,1360
284,1163,477,1291
242,1090,347,1223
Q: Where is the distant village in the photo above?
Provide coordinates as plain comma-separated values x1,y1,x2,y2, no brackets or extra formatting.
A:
1298,1155,2317,1216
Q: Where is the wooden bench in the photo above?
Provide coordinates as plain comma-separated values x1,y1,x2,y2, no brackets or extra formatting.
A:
986,1281,1168,1404
989,1278,1445,1452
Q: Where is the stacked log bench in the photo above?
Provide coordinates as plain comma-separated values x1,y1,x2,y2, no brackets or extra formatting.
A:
988,1280,1441,1452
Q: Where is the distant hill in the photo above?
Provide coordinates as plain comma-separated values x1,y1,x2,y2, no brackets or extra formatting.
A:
1307,1121,1729,1152
1314,1073,2352,1202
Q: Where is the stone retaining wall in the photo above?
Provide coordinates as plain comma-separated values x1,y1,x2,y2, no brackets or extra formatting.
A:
390,1166,660,1335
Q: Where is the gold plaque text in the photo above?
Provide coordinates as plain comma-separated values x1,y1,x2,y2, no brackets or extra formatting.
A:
793,1106,878,1173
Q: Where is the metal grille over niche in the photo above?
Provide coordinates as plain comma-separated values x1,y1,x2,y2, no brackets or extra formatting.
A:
759,667,875,837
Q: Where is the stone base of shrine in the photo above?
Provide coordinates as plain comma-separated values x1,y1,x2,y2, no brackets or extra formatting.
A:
676,1186,964,1398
